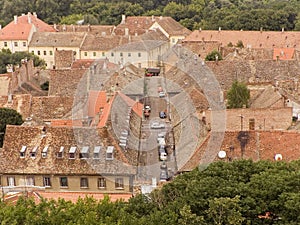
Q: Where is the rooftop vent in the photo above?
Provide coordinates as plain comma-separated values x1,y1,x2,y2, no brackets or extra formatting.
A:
218,150,226,159
275,153,282,161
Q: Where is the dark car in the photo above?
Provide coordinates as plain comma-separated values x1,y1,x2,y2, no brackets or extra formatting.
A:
159,111,166,119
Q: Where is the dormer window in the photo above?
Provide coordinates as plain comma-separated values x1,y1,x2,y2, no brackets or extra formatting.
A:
42,146,49,158
20,146,27,158
79,146,89,159
56,146,64,158
106,146,114,160
93,146,101,159
30,146,38,158
69,146,77,159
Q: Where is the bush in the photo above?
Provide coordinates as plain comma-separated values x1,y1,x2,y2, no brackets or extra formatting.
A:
205,50,222,61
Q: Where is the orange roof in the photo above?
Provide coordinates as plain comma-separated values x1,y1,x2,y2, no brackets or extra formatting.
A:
183,30,300,49
50,119,82,127
97,94,115,127
88,91,107,117
37,191,133,203
273,48,295,60
0,12,55,40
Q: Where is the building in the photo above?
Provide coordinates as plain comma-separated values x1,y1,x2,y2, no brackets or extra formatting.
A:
0,125,135,197
0,12,55,53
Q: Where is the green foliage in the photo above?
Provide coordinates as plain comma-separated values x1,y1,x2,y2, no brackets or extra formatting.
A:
0,50,46,73
1,160,300,223
236,40,244,48
0,0,299,30
205,50,222,61
227,80,250,108
0,108,23,147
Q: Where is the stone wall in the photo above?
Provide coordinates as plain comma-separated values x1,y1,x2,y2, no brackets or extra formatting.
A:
206,60,300,91
205,107,292,131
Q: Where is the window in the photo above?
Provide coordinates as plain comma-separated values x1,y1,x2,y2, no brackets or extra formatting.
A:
57,147,64,158
31,51,34,54
14,42,18,47
249,118,255,130
49,51,53,55
69,146,76,159
43,50,47,55
42,146,48,158
115,178,124,189
4,42,7,47
128,53,131,57
120,52,123,57
60,177,68,187
37,50,41,55
172,38,176,43
111,52,114,57
84,52,87,56
98,177,106,188
23,42,26,47
20,146,27,158
26,176,35,186
7,177,15,186
30,146,38,158
138,53,141,57
79,146,89,159
80,177,89,188
93,52,96,57
106,146,114,160
102,52,105,57
43,177,51,187
93,146,101,159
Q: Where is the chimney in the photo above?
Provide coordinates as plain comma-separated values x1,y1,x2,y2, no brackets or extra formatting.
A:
260,27,263,33
27,12,32,24
0,25,1,30
33,12,37,18
199,27,201,31
121,14,126,24
282,27,284,32
218,27,221,32
124,28,129,36
14,15,18,24
151,15,155,22
159,16,163,20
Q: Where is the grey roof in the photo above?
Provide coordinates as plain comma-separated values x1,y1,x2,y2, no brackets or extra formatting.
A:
112,39,167,52
29,32,86,47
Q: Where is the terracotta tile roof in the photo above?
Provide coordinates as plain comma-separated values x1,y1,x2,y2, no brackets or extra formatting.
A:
88,91,107,117
36,191,133,203
1,125,136,175
183,30,300,49
80,34,129,51
273,48,295,60
0,12,55,40
97,94,115,128
53,24,115,35
180,130,300,172
132,102,143,118
151,17,191,36
29,32,86,47
50,119,82,127
115,16,191,37
71,59,95,69
250,85,284,108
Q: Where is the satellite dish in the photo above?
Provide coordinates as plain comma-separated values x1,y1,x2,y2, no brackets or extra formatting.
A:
218,150,226,159
275,154,283,161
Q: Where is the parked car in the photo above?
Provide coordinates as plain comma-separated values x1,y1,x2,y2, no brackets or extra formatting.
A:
159,91,165,98
150,122,165,129
160,169,168,181
159,111,166,119
157,132,165,143
144,105,151,112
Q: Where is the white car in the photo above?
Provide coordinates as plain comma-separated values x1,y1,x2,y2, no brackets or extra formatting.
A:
159,91,165,98
150,122,165,129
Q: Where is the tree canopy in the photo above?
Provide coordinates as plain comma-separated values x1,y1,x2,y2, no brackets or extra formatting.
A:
1,160,300,224
0,108,23,147
0,49,46,74
226,80,250,109
0,0,299,31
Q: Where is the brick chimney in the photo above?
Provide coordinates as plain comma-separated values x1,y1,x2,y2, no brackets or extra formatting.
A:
14,15,18,24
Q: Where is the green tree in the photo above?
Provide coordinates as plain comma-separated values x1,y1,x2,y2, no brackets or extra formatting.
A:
0,108,23,147
205,50,222,61
206,196,244,225
226,80,250,108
